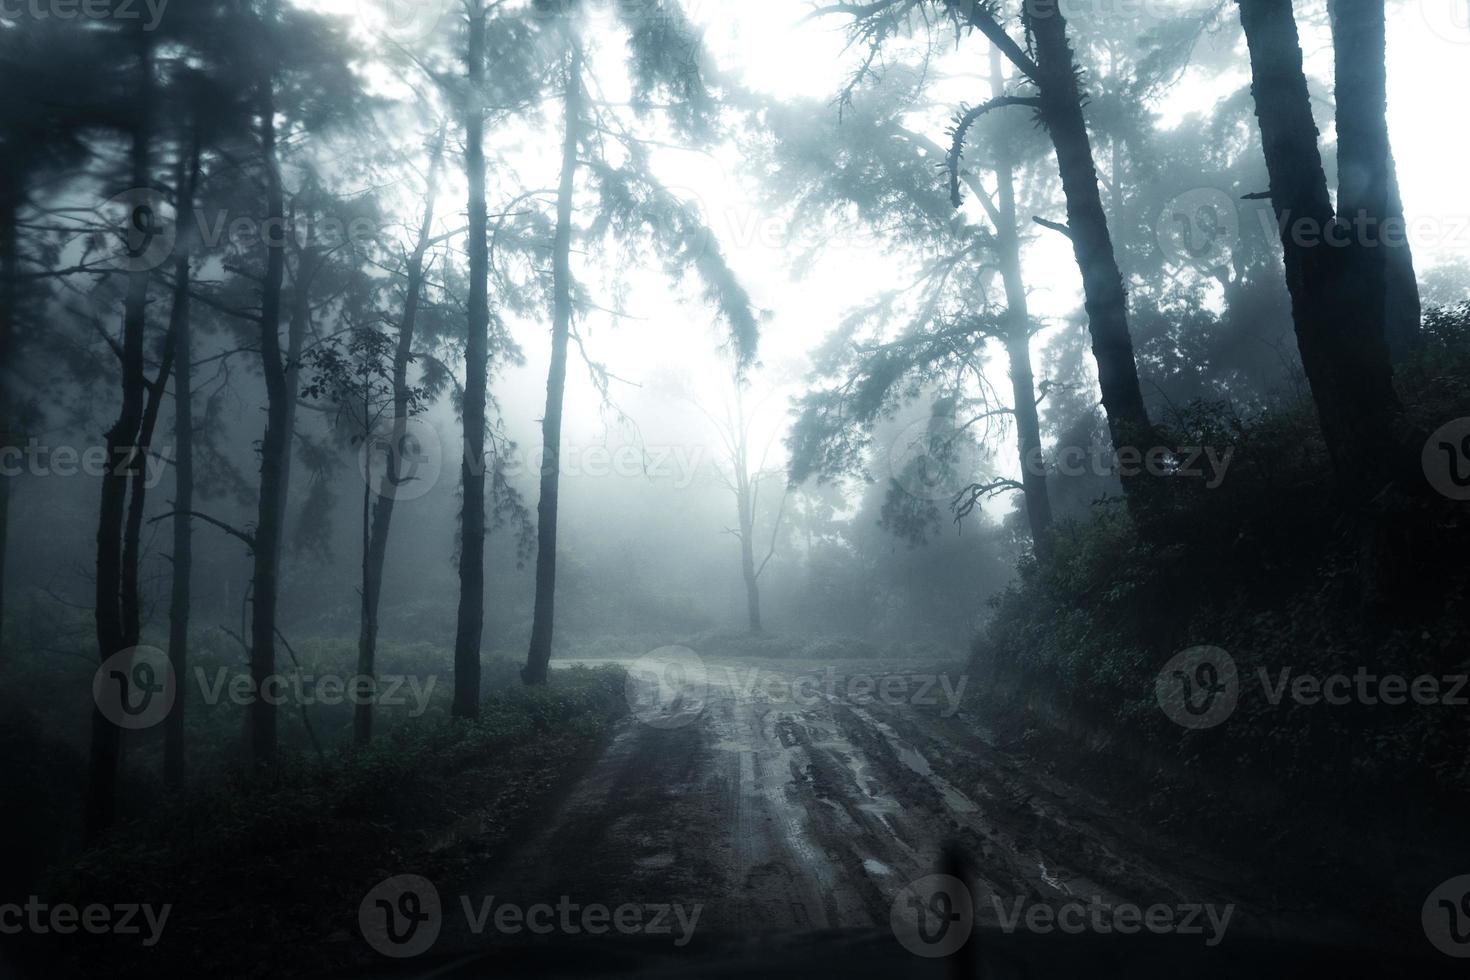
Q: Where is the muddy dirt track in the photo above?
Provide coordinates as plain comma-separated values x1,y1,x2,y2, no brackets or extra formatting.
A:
399,655,1455,978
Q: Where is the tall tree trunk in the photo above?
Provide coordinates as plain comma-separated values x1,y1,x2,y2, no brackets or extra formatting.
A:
0,180,17,647
1021,8,1155,514
1236,0,1403,504
165,137,200,786
279,225,318,531
454,1,490,716
357,131,443,744
1329,0,1419,360
249,0,287,765
736,472,762,632
988,45,1053,560
523,35,583,687
87,32,152,843
121,327,175,652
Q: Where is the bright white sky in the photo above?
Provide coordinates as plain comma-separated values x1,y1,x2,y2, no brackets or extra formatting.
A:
320,0,1469,502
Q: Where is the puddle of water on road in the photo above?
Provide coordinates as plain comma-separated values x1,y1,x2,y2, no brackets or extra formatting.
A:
1038,860,1073,895
636,852,677,870
863,858,894,877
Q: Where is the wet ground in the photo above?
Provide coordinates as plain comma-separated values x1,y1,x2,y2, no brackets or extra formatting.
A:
463,657,1267,930
398,655,1453,977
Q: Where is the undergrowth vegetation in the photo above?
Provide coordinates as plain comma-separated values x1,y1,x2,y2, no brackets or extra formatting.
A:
0,643,627,978
972,304,1470,803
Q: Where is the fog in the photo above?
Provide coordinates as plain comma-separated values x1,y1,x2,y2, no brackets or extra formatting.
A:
3,0,1469,976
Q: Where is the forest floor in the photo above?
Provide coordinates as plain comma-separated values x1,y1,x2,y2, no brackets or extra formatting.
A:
367,655,1454,978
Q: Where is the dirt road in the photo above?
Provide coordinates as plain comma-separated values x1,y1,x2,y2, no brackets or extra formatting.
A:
458,654,1268,935
370,652,1470,977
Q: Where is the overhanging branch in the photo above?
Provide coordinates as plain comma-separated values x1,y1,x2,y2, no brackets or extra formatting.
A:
947,96,1041,207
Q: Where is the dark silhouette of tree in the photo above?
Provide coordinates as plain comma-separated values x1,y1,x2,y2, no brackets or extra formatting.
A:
682,377,788,632
303,328,428,743
828,0,1157,516
1234,0,1405,504
521,0,761,684
356,129,447,743
164,122,201,786
770,54,1053,556
1328,0,1420,360
87,24,159,843
454,0,494,719
523,18,584,685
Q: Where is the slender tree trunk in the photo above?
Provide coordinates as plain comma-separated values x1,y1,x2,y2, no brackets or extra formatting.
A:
736,473,762,632
1329,0,1419,360
87,32,152,843
121,330,175,653
454,1,489,716
357,132,443,744
249,0,287,765
164,139,199,786
1021,9,1155,514
278,211,318,537
0,182,17,647
1236,0,1404,503
523,35,583,686
1380,159,1418,360
989,47,1053,559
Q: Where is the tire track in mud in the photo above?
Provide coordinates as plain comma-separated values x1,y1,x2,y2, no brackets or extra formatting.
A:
847,694,1257,914
456,657,1298,951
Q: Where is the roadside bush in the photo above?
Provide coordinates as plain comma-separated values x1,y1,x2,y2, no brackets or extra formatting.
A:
973,319,1470,804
